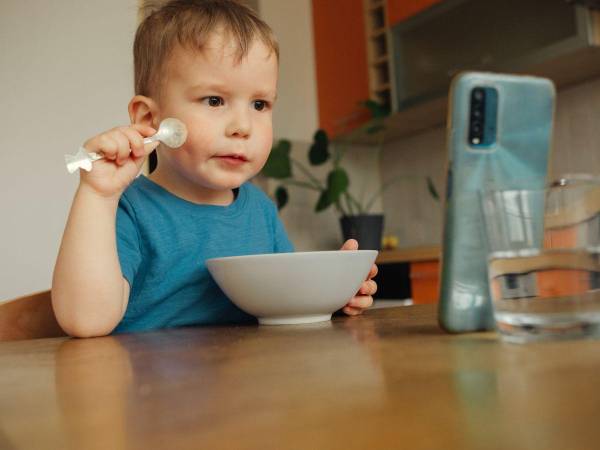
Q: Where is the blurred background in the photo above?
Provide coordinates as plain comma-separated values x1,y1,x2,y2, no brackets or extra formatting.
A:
2,0,600,302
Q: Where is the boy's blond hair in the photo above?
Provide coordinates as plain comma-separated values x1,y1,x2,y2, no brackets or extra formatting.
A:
134,0,279,98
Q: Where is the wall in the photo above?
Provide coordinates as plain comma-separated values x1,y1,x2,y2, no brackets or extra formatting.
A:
380,77,600,247
258,0,319,142
0,0,138,300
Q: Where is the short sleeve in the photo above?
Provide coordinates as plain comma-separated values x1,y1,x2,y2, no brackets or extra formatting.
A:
116,194,142,287
268,201,294,253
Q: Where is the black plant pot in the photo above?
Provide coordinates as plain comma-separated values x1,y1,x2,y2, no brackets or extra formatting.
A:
339,214,384,250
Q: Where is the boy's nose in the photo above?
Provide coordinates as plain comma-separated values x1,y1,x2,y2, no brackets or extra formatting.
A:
226,107,251,139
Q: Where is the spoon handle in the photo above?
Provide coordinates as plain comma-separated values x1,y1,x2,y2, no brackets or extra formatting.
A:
64,136,157,174
143,136,157,145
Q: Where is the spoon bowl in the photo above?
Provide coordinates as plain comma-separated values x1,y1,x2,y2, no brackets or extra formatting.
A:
150,118,187,148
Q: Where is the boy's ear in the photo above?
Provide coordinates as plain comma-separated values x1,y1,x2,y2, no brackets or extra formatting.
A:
128,95,159,129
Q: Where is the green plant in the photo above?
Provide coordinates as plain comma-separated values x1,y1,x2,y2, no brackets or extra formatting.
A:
261,100,439,214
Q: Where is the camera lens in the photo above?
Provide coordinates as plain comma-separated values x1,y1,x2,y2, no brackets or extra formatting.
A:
473,88,485,102
472,122,482,134
472,109,483,119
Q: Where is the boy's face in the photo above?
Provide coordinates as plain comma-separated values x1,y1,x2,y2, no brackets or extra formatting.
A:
152,33,278,196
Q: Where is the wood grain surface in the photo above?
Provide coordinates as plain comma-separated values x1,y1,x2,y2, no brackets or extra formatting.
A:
1,304,600,450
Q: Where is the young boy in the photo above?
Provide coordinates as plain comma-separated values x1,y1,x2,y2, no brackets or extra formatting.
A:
52,0,377,337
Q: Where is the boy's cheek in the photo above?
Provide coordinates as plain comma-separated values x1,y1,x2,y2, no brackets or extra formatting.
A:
254,122,273,153
184,131,215,156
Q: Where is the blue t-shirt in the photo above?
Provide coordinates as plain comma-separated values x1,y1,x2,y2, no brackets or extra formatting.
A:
114,175,294,333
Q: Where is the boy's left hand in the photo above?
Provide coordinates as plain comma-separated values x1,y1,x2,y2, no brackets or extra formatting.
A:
340,239,378,316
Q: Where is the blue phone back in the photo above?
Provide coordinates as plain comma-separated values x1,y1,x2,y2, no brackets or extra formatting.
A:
439,72,555,332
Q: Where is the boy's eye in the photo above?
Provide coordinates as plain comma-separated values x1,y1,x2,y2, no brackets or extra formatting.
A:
253,100,269,111
203,96,224,107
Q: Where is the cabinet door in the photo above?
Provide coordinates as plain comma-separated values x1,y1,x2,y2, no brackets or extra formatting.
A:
312,0,370,137
387,0,442,25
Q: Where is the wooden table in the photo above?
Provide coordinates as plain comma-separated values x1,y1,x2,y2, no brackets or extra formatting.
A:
1,304,600,450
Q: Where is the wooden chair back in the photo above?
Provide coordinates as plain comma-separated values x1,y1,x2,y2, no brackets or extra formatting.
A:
0,290,66,341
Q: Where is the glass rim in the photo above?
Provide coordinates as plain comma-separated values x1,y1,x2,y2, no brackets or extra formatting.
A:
549,173,600,187
488,245,600,259
481,173,600,195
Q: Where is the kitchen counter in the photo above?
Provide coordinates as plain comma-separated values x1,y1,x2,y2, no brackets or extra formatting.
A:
376,245,440,264
1,304,600,449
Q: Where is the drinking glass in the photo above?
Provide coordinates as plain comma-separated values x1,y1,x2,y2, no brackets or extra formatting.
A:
481,175,600,342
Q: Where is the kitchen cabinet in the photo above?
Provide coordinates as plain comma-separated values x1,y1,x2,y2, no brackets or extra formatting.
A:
410,260,440,304
311,0,371,138
376,245,440,304
332,0,600,145
387,0,442,25
312,1,600,145
311,0,442,138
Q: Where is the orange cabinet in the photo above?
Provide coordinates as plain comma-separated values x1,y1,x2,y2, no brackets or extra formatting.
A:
387,0,443,25
410,260,440,304
376,247,441,303
311,0,370,137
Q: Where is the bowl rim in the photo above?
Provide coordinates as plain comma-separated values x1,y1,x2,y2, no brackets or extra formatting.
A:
206,249,378,264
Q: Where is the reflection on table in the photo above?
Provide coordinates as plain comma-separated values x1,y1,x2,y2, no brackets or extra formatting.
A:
1,305,600,450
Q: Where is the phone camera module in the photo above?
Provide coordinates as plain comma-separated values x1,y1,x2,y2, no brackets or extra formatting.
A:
467,86,498,147
469,87,488,146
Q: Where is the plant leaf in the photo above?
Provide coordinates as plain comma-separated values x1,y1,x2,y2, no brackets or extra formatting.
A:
426,176,440,201
360,99,390,119
274,186,289,210
315,190,332,212
309,129,329,165
262,140,292,179
314,129,329,146
309,142,329,165
327,168,349,203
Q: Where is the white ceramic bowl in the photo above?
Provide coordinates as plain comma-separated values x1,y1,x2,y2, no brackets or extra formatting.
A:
206,250,378,325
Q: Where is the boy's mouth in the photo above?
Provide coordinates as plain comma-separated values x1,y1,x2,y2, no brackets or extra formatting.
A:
214,153,249,165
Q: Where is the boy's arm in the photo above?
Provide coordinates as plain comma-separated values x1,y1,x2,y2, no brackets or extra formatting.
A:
52,184,130,337
52,124,157,337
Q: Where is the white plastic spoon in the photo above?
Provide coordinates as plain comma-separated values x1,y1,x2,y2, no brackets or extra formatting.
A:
65,118,187,174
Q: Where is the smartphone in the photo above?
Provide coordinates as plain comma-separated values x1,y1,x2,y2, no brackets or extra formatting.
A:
438,71,556,333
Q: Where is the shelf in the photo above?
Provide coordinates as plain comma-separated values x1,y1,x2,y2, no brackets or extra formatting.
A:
371,55,389,66
373,82,391,92
333,94,447,145
370,27,386,38
364,0,390,121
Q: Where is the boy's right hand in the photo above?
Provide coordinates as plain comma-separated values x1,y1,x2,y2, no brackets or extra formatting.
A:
79,124,160,199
